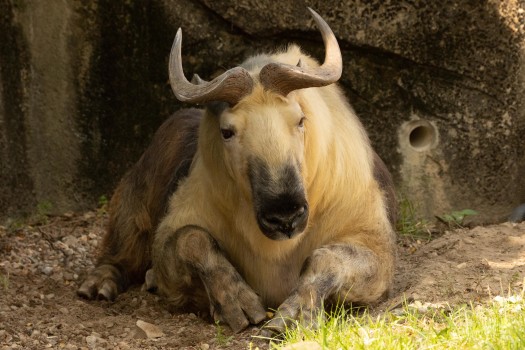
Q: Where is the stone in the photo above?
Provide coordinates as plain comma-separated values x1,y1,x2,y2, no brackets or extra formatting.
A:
117,342,131,350
85,334,105,349
41,266,53,276
135,320,164,339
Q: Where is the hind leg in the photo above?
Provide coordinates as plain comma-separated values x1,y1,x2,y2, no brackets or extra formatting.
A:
77,187,152,301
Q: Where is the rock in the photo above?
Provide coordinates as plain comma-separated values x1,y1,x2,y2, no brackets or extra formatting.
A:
63,272,75,281
135,320,165,339
62,235,78,246
41,266,53,275
85,334,105,349
1,0,524,223
456,262,467,269
117,341,131,350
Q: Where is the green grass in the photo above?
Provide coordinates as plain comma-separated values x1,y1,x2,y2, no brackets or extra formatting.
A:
97,194,110,216
396,194,478,238
0,272,8,290
215,320,234,346
396,195,432,240
32,200,54,225
436,209,479,229
268,292,525,350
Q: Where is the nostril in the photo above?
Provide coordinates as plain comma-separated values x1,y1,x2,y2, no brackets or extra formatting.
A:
293,205,308,221
262,215,281,226
259,214,284,233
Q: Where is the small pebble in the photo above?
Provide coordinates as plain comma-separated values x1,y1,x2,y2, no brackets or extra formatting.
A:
136,320,164,339
85,334,105,349
117,341,131,350
41,266,53,275
456,262,467,269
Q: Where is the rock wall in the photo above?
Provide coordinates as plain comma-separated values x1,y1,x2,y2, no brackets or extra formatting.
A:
1,0,524,222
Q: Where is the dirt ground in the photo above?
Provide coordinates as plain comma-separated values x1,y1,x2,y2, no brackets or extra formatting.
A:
1,211,524,350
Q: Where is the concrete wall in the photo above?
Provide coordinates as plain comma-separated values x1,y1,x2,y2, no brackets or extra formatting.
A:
1,0,524,223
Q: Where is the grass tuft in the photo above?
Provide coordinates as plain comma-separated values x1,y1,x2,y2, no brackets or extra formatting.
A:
0,272,9,290
271,291,525,350
215,320,234,347
396,195,432,240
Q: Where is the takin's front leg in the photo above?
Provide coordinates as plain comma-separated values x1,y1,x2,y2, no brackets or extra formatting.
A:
264,243,394,334
153,225,267,333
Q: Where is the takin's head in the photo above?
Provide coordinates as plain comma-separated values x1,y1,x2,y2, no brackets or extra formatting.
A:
168,8,342,241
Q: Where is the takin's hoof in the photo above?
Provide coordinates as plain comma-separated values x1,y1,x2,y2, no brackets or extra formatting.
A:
77,265,122,301
77,276,119,301
260,292,323,337
143,268,158,292
209,285,267,333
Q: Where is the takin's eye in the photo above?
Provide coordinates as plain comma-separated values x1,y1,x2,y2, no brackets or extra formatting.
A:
298,116,306,129
220,127,235,140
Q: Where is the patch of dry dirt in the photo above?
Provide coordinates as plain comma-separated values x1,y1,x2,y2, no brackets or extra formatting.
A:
1,212,524,349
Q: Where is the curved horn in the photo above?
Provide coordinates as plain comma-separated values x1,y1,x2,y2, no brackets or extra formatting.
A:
259,8,343,96
169,28,254,105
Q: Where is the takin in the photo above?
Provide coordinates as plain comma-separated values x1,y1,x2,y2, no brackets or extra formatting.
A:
78,8,398,334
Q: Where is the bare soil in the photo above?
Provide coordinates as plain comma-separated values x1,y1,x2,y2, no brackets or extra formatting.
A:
1,212,524,349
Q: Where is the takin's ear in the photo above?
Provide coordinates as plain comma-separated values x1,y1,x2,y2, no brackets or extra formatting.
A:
191,74,230,116
206,101,229,117
296,58,309,69
276,94,289,103
191,74,206,85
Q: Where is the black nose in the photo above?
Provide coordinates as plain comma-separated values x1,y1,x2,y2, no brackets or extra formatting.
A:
259,204,309,238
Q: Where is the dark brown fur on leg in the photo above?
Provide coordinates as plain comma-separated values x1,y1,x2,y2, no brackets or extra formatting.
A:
78,109,202,300
153,225,267,333
373,152,398,226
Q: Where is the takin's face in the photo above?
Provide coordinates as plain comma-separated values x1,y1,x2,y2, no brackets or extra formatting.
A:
217,96,309,240
169,9,342,241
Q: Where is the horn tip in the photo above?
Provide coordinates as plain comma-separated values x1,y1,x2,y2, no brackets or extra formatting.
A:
307,7,320,18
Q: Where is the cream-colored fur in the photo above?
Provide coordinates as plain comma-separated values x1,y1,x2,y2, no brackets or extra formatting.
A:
153,45,395,308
